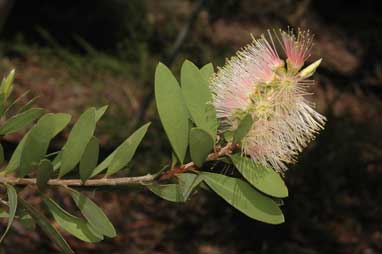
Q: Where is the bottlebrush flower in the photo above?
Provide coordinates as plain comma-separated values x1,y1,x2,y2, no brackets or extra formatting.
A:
211,29,326,171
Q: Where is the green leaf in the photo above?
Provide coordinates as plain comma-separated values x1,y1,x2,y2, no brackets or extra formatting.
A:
80,136,100,182
155,63,189,163
200,63,214,81
0,143,4,164
3,132,30,173
201,172,284,224
0,184,17,243
37,159,54,191
148,184,184,202
0,69,15,102
230,154,288,198
95,105,108,121
70,190,116,238
59,108,97,177
148,173,202,202
17,96,38,114
0,108,44,135
177,173,203,200
233,114,253,145
19,198,74,254
19,113,71,176
107,122,150,176
181,60,215,137
89,151,114,177
223,130,234,143
3,91,30,115
43,197,103,243
189,128,214,167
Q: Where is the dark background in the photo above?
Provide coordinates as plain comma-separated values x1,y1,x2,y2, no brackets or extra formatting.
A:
0,0,382,253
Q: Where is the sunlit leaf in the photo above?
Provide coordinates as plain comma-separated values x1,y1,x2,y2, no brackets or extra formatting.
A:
107,122,150,176
59,108,97,177
233,114,253,145
19,198,74,254
80,136,100,182
37,159,54,192
44,197,103,243
231,154,288,198
201,172,284,224
70,190,116,238
189,128,214,167
155,62,189,163
0,108,44,135
0,184,17,243
19,113,71,176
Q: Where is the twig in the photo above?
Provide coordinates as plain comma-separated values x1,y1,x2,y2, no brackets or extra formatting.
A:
0,143,234,188
0,174,154,187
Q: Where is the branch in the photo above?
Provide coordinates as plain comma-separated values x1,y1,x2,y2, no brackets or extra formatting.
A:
0,143,235,188
0,174,155,187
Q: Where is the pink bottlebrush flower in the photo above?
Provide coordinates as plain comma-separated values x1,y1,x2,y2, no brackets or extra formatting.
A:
211,28,326,172
279,28,314,71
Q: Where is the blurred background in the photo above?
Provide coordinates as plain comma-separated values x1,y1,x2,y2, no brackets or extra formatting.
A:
0,0,382,253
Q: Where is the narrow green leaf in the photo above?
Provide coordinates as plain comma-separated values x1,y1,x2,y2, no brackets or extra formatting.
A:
43,197,103,243
107,122,150,176
0,184,17,243
0,108,44,135
148,184,184,202
233,114,253,145
80,137,100,182
95,105,108,121
155,63,189,163
19,113,71,176
89,151,115,178
4,90,30,115
59,108,97,177
17,96,38,114
19,198,74,254
230,154,288,198
70,190,116,238
37,159,54,191
200,63,214,81
181,60,215,136
201,172,284,224
189,128,214,167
